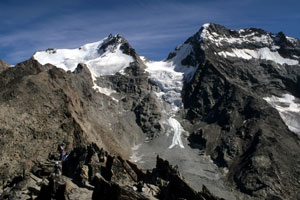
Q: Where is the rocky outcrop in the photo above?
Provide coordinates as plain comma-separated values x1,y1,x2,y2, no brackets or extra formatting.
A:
1,142,221,200
92,174,149,200
0,59,10,73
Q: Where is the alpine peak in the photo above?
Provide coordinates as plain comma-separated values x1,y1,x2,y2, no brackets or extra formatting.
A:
33,34,135,77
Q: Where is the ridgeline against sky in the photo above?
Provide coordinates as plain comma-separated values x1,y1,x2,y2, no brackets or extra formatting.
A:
0,0,300,65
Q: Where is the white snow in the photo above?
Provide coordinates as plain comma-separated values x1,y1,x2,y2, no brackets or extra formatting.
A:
92,86,116,96
264,94,300,136
145,44,197,106
200,23,210,40
218,48,299,65
33,37,134,99
92,84,118,102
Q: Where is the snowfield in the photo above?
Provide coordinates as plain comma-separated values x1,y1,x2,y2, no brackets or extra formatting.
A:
34,39,133,76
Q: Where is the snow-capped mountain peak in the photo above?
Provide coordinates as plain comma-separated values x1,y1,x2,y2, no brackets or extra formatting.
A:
33,34,134,77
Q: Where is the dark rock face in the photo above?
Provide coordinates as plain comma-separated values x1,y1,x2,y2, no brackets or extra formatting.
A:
180,23,300,199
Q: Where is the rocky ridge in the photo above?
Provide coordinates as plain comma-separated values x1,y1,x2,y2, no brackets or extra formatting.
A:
1,142,222,200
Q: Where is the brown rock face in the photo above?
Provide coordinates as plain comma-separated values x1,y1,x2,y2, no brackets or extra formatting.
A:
0,59,10,73
0,58,149,189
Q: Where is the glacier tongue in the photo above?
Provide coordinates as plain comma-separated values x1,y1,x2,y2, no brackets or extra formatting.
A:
143,42,199,149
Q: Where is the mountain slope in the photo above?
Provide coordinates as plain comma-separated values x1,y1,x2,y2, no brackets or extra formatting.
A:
177,23,300,199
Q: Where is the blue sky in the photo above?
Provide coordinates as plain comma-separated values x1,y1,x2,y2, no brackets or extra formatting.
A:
0,0,299,65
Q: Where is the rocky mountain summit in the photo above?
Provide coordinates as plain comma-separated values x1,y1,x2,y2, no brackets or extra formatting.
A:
1,24,300,199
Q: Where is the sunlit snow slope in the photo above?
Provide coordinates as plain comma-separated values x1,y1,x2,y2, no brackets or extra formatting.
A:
34,37,133,76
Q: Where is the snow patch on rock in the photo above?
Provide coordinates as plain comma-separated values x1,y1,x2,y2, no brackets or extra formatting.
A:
264,94,300,136
218,48,299,66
